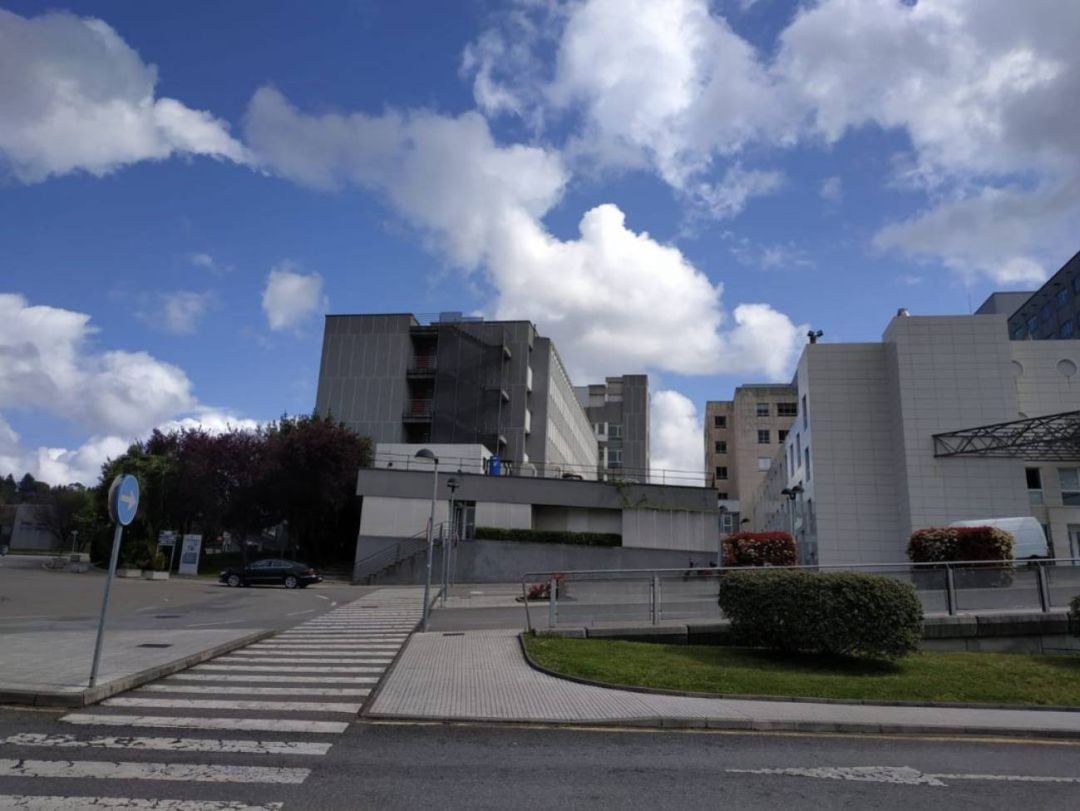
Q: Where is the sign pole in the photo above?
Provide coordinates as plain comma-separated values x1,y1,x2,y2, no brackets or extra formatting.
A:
89,522,124,688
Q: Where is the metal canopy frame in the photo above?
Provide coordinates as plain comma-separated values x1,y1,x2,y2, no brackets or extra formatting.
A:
932,410,1080,461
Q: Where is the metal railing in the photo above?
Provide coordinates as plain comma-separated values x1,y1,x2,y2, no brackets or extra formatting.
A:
518,558,1080,631
353,525,437,583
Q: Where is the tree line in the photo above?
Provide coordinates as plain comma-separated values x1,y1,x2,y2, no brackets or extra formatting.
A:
2,415,372,568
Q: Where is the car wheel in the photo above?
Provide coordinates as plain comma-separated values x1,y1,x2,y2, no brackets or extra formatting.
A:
284,575,299,589
227,574,241,588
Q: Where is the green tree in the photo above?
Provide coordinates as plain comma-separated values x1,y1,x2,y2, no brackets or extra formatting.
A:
33,485,95,553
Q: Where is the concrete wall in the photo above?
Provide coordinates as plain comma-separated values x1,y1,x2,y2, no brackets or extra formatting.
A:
358,496,446,539
731,385,798,521
542,342,599,477
533,505,621,533
373,443,492,474
475,502,531,530
369,537,708,584
622,508,714,553
7,504,54,551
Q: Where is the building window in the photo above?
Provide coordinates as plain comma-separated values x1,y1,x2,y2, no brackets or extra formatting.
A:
608,423,622,439
777,402,797,417
717,492,728,500
1041,303,1054,322
1026,467,1043,505
721,512,734,533
757,457,771,471
1074,275,1080,294
796,433,802,464
778,429,789,442
805,447,811,480
714,415,726,429
608,449,622,468
1058,288,1071,309
714,441,727,454
802,395,808,428
1059,468,1080,506
715,466,728,481
757,429,770,444
1061,321,1075,339
756,402,770,417
1012,325,1027,340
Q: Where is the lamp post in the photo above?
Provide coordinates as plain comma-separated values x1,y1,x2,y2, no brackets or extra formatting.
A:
444,476,459,607
780,485,804,558
415,448,439,630
717,505,728,568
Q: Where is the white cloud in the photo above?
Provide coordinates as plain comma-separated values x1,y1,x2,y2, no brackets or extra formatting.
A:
691,164,784,220
247,91,805,382
0,9,249,183
649,390,705,483
820,176,843,204
261,262,325,331
190,253,232,274
137,290,215,335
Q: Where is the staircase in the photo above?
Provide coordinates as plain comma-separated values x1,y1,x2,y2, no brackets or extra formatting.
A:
353,524,446,584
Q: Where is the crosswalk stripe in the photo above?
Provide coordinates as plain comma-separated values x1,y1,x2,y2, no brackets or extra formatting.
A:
246,645,402,651
218,656,393,665
194,664,385,673
164,674,380,685
0,797,283,810
104,697,362,714
61,714,349,734
0,758,310,784
0,733,333,756
138,685,370,697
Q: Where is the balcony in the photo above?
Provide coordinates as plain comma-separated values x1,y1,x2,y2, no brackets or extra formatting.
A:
407,354,437,376
403,399,434,422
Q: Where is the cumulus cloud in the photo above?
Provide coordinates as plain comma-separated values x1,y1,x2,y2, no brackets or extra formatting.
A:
820,176,843,204
261,262,325,331
649,389,705,483
0,8,249,183
246,89,805,382
137,290,216,335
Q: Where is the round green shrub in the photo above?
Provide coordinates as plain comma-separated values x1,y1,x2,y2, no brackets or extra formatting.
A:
717,569,924,660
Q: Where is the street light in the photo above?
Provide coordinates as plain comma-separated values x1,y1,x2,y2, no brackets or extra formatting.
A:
443,476,460,606
717,505,728,568
780,485,804,555
416,448,439,630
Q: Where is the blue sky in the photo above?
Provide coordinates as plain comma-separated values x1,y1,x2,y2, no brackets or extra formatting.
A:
2,0,1079,482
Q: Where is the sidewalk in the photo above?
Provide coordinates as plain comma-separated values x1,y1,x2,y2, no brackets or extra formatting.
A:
0,628,273,707
367,629,1080,738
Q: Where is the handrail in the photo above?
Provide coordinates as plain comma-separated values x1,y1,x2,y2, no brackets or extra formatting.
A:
353,522,449,583
519,557,1080,631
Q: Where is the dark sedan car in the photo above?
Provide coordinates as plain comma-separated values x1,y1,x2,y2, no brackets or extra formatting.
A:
219,559,323,589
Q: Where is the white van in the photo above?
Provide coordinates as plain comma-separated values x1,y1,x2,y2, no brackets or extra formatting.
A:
949,516,1049,560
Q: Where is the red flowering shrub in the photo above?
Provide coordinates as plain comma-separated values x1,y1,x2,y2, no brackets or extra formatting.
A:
526,574,566,600
907,526,1014,563
722,532,797,567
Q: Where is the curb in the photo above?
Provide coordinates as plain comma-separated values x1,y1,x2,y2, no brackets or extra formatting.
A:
0,628,277,709
517,633,1080,714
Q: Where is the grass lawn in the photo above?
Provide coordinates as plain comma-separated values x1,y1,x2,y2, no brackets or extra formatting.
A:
523,635,1080,707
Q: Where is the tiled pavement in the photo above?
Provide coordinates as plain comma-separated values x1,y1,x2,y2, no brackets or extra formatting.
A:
0,587,425,809
368,628,1080,737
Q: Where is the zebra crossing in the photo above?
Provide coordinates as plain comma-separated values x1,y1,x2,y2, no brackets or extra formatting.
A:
0,587,424,810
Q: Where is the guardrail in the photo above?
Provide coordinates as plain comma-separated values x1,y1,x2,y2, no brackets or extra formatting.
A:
518,558,1080,631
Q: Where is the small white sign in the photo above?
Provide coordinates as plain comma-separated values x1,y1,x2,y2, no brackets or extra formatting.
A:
178,534,202,576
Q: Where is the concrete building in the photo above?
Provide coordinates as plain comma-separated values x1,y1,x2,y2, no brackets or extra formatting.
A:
0,504,55,552
314,313,597,478
574,375,650,481
704,385,798,530
751,308,1080,565
1008,250,1080,340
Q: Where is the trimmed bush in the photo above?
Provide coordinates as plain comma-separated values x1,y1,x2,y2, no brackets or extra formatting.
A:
1071,595,1080,638
717,569,923,660
908,526,1014,563
722,531,797,567
474,527,620,547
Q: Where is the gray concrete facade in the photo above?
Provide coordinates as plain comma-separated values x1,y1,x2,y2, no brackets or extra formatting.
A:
575,375,650,481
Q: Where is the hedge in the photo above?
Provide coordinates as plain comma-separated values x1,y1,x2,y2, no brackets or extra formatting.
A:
908,526,1014,563
722,531,797,567
1072,595,1080,638
717,569,924,660
474,527,621,547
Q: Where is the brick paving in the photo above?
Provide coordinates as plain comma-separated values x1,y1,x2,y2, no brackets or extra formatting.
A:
368,629,1080,737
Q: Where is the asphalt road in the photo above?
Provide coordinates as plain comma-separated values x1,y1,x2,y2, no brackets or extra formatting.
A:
0,560,373,635
0,708,1077,809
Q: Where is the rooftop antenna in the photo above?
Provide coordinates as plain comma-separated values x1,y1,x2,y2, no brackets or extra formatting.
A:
807,330,823,344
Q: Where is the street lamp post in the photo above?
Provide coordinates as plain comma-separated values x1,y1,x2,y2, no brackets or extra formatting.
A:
444,477,459,607
780,485,804,559
415,448,439,631
717,505,728,568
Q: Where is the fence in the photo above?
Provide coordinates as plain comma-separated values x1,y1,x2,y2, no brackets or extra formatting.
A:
518,558,1080,631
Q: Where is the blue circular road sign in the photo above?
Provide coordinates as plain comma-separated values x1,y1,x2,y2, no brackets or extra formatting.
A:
109,474,140,526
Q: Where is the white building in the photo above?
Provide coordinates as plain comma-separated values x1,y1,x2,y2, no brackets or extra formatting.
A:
752,309,1080,565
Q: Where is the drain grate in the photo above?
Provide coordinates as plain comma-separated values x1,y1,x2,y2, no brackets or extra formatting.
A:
137,643,172,649
442,632,465,637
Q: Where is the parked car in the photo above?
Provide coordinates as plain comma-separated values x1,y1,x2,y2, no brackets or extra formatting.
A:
219,559,322,589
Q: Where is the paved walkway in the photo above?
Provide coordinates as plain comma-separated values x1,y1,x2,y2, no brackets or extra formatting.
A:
368,629,1080,737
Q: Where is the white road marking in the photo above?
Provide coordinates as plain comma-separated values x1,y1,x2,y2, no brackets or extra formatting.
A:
138,684,369,697
184,620,244,628
165,674,380,684
193,664,385,674
0,797,282,810
0,758,310,784
726,766,1080,787
104,697,362,714
248,642,404,648
61,714,348,734
286,609,316,616
314,595,329,601
0,733,332,756
219,656,393,665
